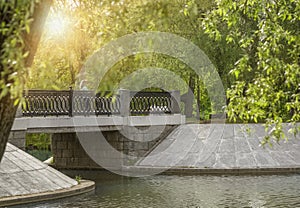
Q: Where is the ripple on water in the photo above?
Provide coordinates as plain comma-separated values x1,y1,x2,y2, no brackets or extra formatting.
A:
12,174,300,208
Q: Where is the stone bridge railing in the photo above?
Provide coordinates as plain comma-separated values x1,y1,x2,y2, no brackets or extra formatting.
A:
22,89,181,117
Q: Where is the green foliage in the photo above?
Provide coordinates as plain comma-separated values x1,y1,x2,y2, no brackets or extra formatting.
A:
25,133,52,161
26,133,52,161
203,0,300,144
26,133,51,150
75,175,82,184
0,0,38,101
98,54,191,92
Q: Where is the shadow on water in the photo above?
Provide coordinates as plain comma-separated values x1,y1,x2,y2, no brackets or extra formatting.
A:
10,170,300,208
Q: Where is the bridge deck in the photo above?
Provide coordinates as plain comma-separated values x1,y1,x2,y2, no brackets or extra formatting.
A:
12,115,185,133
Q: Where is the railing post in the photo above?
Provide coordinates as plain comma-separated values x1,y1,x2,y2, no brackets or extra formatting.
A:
15,105,23,118
119,89,130,116
69,87,73,117
170,90,180,114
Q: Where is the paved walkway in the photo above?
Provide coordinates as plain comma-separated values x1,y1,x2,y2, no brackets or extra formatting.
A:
138,123,300,171
0,143,95,206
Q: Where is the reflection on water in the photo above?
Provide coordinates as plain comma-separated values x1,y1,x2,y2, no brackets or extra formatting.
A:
14,172,300,208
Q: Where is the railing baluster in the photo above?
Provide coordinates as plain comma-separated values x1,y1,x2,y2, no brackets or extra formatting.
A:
69,87,73,117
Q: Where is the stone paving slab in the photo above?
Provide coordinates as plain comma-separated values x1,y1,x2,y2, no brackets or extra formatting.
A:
137,123,300,170
0,143,79,199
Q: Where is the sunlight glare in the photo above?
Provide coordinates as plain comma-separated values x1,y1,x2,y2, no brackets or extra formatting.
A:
45,13,69,37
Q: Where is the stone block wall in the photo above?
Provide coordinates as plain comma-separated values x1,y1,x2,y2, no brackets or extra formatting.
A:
52,125,176,169
52,133,99,168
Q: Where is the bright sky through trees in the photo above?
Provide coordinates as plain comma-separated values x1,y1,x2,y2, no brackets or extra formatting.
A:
45,13,69,36
43,0,79,38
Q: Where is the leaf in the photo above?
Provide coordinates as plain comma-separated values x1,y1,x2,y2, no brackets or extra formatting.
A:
25,23,30,33
0,87,8,99
234,70,240,79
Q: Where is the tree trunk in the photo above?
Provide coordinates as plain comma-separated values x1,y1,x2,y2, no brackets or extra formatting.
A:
24,0,53,68
0,94,18,160
0,0,52,162
196,78,201,119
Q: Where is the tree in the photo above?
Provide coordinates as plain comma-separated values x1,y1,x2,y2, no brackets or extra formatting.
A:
0,0,52,161
28,0,229,119
27,0,103,89
81,0,237,118
203,0,300,144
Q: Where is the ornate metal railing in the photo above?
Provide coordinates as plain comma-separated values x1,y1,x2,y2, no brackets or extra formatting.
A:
130,91,172,115
72,91,120,116
23,90,71,116
22,89,180,117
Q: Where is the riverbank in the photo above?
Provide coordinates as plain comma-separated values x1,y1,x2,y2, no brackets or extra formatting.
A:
0,143,95,207
137,124,300,173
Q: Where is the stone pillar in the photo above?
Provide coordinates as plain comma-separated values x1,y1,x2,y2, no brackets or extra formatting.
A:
180,89,193,117
170,90,181,114
15,106,23,118
119,89,130,116
9,130,26,150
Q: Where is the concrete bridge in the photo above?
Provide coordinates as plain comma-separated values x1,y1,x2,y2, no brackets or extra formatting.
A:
9,89,185,169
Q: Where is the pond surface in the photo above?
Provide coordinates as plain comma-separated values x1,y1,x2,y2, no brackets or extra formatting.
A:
16,172,300,208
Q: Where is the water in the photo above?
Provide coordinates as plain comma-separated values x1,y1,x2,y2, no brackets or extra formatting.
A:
26,149,52,161
14,172,300,208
